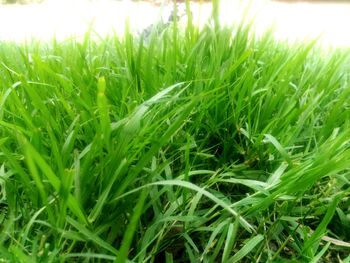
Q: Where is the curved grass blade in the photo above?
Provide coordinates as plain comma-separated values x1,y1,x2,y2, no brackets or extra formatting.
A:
228,234,264,263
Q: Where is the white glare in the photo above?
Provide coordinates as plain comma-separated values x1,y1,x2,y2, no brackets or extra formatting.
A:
0,0,349,48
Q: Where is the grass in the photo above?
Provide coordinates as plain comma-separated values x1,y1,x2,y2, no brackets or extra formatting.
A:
0,2,350,262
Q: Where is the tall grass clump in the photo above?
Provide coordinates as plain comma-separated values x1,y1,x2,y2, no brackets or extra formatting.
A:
0,3,350,262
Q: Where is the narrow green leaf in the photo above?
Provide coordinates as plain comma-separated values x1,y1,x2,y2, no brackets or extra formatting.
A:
310,242,331,263
228,234,264,263
115,189,148,263
222,219,239,262
264,134,292,165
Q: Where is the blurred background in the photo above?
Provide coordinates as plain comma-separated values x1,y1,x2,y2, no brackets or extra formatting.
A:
0,0,350,47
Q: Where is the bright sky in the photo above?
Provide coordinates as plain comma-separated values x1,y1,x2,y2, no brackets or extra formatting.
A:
0,0,350,48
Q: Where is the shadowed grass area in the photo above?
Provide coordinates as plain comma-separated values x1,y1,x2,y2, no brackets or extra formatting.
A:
0,2,350,262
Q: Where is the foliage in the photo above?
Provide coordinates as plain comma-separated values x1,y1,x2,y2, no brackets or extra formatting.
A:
0,3,349,262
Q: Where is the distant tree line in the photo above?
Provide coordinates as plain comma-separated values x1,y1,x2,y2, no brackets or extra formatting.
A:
0,0,213,4
1,0,43,3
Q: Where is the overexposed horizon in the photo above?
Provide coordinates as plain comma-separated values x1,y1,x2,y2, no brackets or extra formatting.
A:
0,0,349,48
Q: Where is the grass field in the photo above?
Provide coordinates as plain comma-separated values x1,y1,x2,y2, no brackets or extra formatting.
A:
0,3,350,262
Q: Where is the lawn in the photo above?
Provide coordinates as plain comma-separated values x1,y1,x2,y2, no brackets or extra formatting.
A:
0,2,349,262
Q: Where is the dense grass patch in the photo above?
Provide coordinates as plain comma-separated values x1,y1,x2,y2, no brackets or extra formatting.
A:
0,7,350,262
